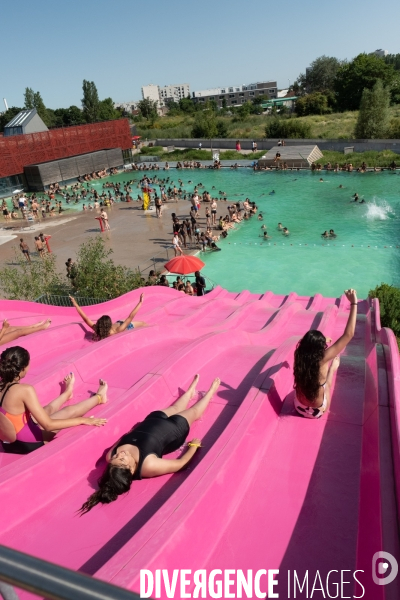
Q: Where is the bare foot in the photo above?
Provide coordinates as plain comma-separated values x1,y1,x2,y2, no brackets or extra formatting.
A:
36,319,51,329
209,377,221,395
188,374,200,398
64,372,75,399
97,379,108,404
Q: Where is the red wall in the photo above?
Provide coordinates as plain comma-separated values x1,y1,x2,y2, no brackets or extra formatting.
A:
0,119,132,178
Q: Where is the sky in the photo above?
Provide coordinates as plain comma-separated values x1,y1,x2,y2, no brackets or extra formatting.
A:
1,0,399,110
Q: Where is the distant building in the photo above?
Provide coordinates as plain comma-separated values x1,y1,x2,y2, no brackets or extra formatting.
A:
3,108,48,137
141,84,161,105
372,49,389,58
192,80,277,108
141,83,190,109
159,83,190,104
114,100,140,114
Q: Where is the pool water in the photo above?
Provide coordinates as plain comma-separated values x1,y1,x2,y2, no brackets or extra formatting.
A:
193,169,400,299
7,169,400,299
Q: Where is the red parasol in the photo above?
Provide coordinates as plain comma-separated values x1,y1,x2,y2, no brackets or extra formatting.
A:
132,136,141,140
164,255,205,275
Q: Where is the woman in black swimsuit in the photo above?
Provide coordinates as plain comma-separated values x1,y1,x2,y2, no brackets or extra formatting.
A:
80,375,220,513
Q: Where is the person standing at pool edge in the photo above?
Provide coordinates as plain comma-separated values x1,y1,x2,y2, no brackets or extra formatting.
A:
195,271,206,296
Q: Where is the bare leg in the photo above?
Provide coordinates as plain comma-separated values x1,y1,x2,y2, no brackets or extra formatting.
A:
43,373,75,416
49,379,108,421
0,320,51,345
176,377,220,426
324,356,340,411
161,374,200,417
132,321,147,328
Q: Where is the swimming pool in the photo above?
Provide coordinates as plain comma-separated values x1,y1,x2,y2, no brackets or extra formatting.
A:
8,168,400,298
195,169,400,299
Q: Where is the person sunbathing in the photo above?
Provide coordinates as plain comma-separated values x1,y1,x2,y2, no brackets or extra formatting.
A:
80,375,220,513
0,346,107,454
69,294,147,340
0,318,51,347
293,288,357,418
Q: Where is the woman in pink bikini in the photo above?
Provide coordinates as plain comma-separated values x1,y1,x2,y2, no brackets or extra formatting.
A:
0,346,107,454
293,289,358,418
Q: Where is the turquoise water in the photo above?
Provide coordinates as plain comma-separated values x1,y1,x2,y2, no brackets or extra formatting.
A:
192,169,400,299
8,169,400,298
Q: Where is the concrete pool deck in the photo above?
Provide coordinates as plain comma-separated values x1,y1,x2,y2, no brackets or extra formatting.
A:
0,198,226,280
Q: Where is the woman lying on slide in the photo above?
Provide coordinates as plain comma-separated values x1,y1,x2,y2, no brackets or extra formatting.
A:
0,346,107,454
80,374,220,513
0,318,51,347
293,288,358,419
69,293,147,340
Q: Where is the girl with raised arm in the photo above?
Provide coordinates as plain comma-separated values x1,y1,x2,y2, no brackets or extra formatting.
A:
0,346,107,454
80,375,220,513
293,288,358,419
69,293,147,341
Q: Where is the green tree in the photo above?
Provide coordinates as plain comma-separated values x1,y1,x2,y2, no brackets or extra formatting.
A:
369,283,400,344
235,102,253,120
216,120,229,138
354,80,390,139
82,80,100,123
191,106,218,138
54,105,86,127
137,98,158,125
0,107,23,132
98,97,120,121
383,53,400,72
24,87,35,109
33,91,49,123
72,236,142,299
302,56,343,93
0,249,67,301
334,53,399,111
295,92,330,116
179,96,195,114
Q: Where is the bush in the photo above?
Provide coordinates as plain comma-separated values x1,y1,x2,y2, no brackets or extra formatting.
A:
216,120,229,138
369,283,400,342
387,119,400,139
73,236,143,299
140,146,164,155
295,92,330,116
0,249,68,301
354,80,391,139
265,118,312,139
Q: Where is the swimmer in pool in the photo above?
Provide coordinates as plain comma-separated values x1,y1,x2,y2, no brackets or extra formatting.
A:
69,294,147,340
293,289,358,418
79,375,221,513
282,227,290,236
278,222,283,230
321,230,330,238
351,193,359,202
0,346,107,454
269,190,275,195
263,231,271,240
0,318,51,347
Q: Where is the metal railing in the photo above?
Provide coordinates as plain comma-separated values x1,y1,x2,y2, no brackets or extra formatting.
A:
0,544,143,600
35,295,107,307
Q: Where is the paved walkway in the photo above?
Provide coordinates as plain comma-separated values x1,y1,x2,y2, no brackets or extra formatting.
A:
0,198,225,281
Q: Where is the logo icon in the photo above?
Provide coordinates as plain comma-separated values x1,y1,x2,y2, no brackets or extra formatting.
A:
372,551,398,585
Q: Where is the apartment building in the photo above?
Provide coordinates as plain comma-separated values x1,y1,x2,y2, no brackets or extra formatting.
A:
141,83,190,108
159,83,190,104
192,80,277,108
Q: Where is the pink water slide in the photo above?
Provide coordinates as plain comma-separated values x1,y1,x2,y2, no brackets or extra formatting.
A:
0,288,399,599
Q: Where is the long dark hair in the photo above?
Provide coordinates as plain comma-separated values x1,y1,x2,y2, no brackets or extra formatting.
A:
293,330,326,402
79,464,132,514
93,316,112,340
0,346,30,390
